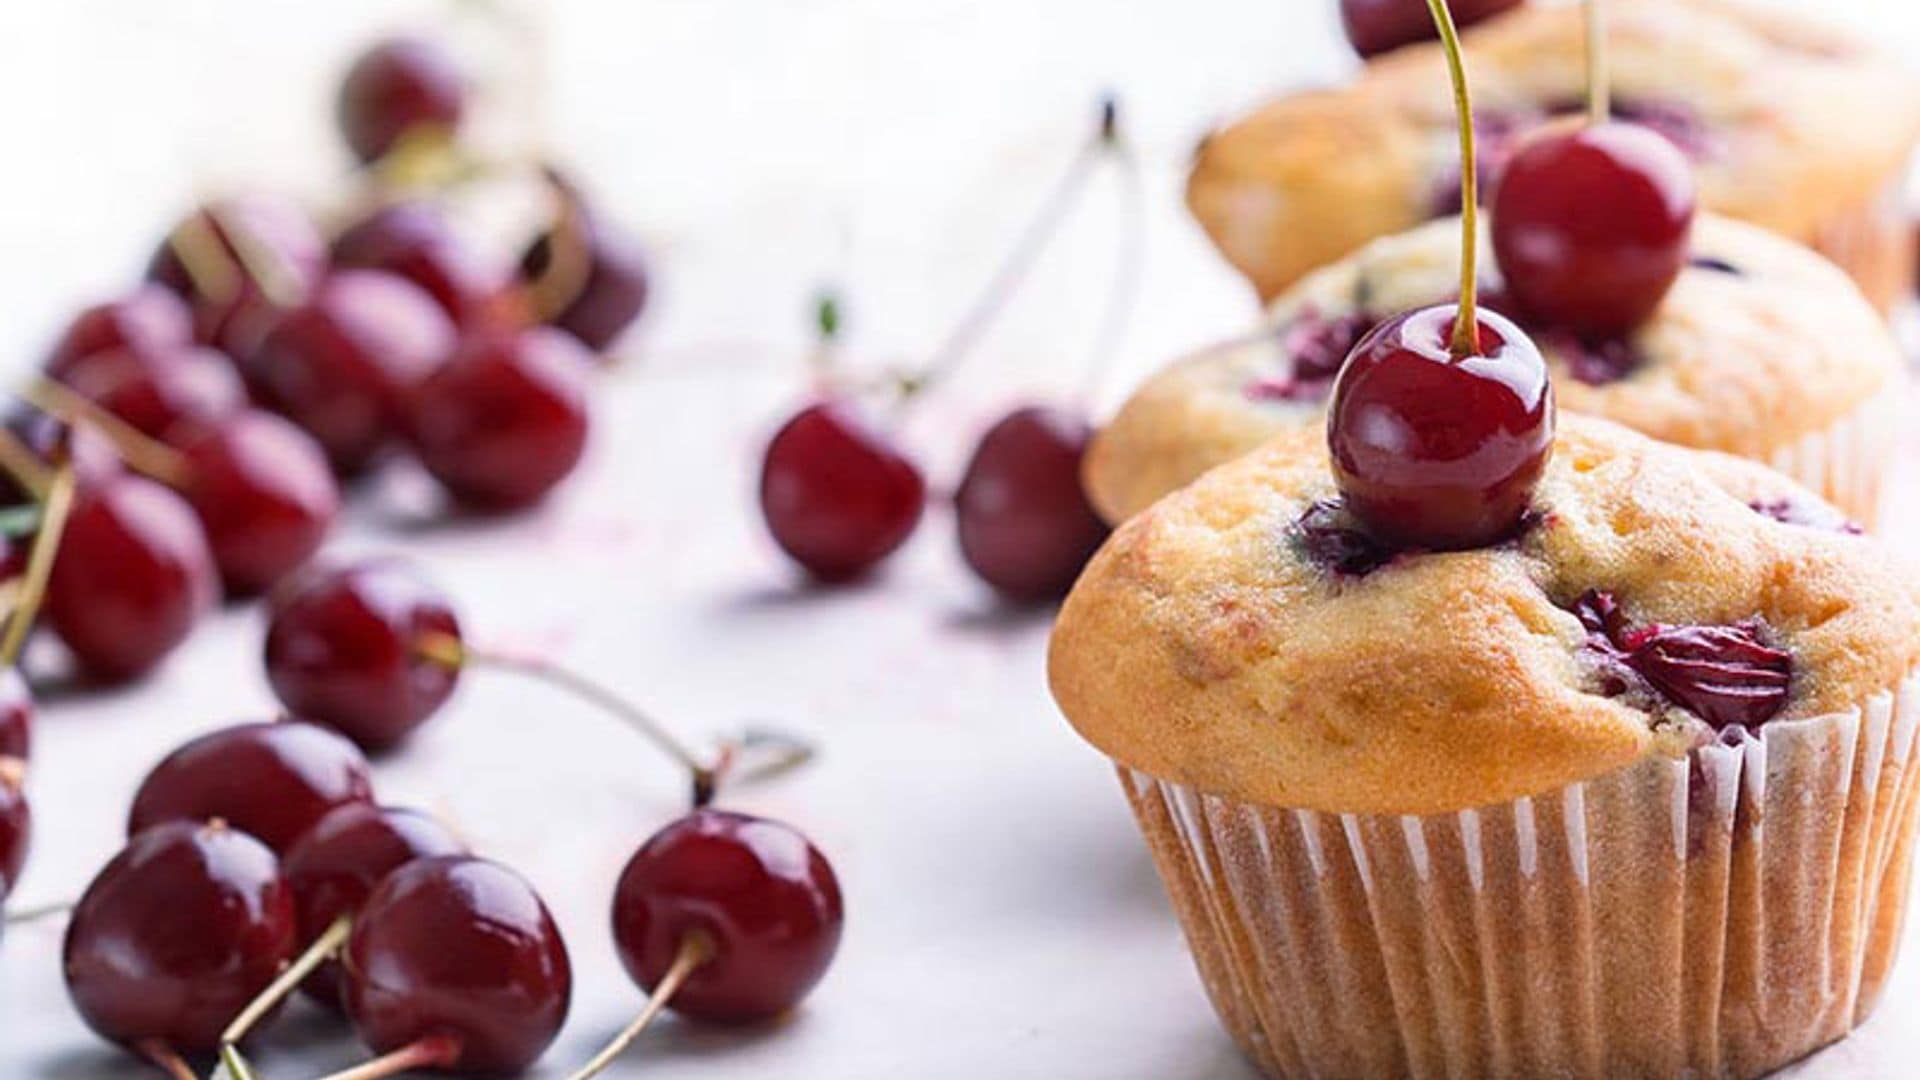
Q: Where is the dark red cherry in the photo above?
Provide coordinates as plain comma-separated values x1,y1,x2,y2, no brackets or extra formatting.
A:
405,327,593,510
0,758,28,895
179,410,340,595
955,405,1108,602
244,269,456,474
1491,120,1696,338
759,400,925,582
264,560,462,750
0,667,33,761
63,820,297,1055
613,809,843,1023
1572,591,1791,730
337,36,466,164
331,201,496,323
342,856,572,1073
1327,305,1553,550
55,344,246,445
283,803,469,1009
127,720,374,855
519,214,650,351
45,287,194,377
1339,0,1522,58
46,473,218,683
148,196,326,358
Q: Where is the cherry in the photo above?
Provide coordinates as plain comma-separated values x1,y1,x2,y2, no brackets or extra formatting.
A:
178,409,340,595
1328,306,1552,549
53,344,246,445
1491,120,1696,337
1245,309,1376,402
331,201,495,324
1573,591,1791,730
0,758,27,895
0,409,123,505
148,195,326,358
127,720,374,855
405,327,593,510
283,803,469,1009
339,856,571,1074
62,821,297,1059
46,472,218,683
0,667,32,761
264,560,462,750
45,286,193,377
244,269,456,474
1339,0,1522,58
955,405,1108,602
338,36,467,165
519,212,651,351
1289,499,1399,577
759,399,926,582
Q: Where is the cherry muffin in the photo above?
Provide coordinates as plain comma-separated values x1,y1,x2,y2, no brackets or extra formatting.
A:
1051,415,1920,1078
1189,0,1920,311
1087,213,1902,524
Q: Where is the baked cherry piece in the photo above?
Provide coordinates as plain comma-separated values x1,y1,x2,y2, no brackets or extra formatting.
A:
405,327,593,509
147,195,326,358
0,758,27,895
179,410,340,595
46,473,218,683
955,405,1108,602
1327,306,1553,549
0,667,33,761
283,803,469,1009
244,269,456,474
62,821,296,1059
760,399,926,582
126,720,374,855
1573,590,1791,729
1339,0,1522,58
338,36,467,165
340,856,571,1074
519,212,651,351
45,286,193,377
1491,120,1696,338
54,344,246,445
264,560,462,750
331,201,495,324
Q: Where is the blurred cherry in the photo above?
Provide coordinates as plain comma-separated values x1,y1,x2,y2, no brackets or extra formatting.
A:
519,211,650,352
955,405,1107,602
332,201,495,323
53,345,246,445
126,720,374,855
45,287,193,377
0,667,32,762
337,36,467,165
760,399,925,582
148,195,326,358
1340,0,1522,58
0,409,122,507
179,410,339,595
0,758,27,896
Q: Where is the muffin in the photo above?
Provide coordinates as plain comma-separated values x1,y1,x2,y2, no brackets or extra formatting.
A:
1087,213,1903,525
1050,415,1920,1078
1188,0,1920,312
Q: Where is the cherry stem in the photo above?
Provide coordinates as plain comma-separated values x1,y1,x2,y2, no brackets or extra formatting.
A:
208,206,307,311
0,464,75,667
167,211,243,307
1426,0,1481,358
219,1043,260,1080
1075,94,1145,411
312,1033,463,1080
134,1039,195,1080
0,426,52,501
219,913,353,1048
565,931,715,1080
523,168,597,330
1586,0,1609,124
20,378,193,489
2,899,72,925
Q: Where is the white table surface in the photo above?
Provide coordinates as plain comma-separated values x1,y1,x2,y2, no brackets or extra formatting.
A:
3,2,1920,1076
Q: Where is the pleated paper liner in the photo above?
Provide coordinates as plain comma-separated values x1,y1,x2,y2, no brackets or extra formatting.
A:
1765,376,1900,532
1120,669,1920,1079
1807,178,1915,319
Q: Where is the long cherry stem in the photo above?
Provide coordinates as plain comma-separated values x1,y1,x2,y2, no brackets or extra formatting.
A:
524,168,596,327
219,1043,260,1080
565,932,714,1080
2,899,72,925
1586,0,1609,124
20,379,193,489
167,212,243,307
0,464,75,667
209,206,307,311
313,1033,463,1080
220,914,353,1047
1425,0,1481,358
1075,95,1146,410
134,1039,195,1080
0,427,52,501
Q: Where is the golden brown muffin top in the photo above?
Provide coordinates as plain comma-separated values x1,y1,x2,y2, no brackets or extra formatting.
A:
1051,415,1920,815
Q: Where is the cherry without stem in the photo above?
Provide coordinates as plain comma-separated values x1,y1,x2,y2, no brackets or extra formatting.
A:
45,286,194,377
0,758,27,895
1339,0,1522,58
180,409,340,595
127,720,374,855
519,213,651,352
0,667,33,761
955,405,1108,602
148,195,326,358
337,36,467,165
760,399,926,582
54,344,246,446
332,201,495,324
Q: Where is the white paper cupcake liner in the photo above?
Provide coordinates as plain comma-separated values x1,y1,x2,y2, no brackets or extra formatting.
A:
1119,669,1920,1079
1807,178,1915,318
1766,379,1901,530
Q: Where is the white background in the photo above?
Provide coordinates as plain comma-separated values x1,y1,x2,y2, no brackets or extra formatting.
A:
1,1,1919,1076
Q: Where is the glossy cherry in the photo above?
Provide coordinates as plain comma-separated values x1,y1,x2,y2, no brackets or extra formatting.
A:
0,667,33,761
127,720,374,855
148,195,326,358
1573,591,1791,730
62,820,297,1056
264,560,462,750
46,472,218,683
45,286,194,377
519,212,651,351
54,344,246,445
1491,120,1696,338
341,856,572,1073
0,758,27,895
283,803,469,1009
1327,306,1552,549
331,201,495,324
760,399,926,582
1339,0,1522,58
338,36,467,164
179,409,340,595
405,327,593,509
612,809,843,1024
955,405,1108,601
244,269,456,474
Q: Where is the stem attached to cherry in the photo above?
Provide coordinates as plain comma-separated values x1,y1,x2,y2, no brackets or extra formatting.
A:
1585,0,1609,125
167,212,244,308
2,899,72,925
566,931,715,1080
1075,93,1146,411
19,379,194,489
1425,0,1481,358
134,1039,196,1080
0,464,76,667
523,168,597,328
313,1033,464,1080
0,428,52,503
220,914,354,1049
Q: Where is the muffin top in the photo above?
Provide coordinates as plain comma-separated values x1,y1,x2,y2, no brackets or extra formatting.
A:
1051,415,1920,816
1085,213,1900,523
1187,0,1920,302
